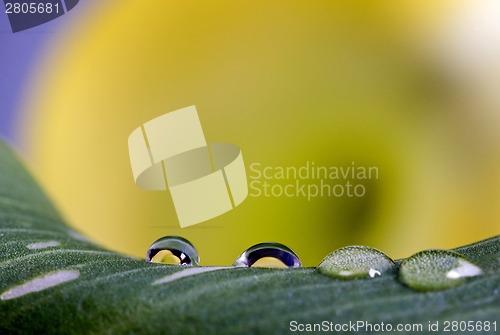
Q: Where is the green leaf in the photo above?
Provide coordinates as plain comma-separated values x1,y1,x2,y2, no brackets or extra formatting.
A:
0,140,499,335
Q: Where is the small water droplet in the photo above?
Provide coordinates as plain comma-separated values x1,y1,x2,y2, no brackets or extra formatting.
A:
233,242,301,268
146,236,199,266
317,246,396,279
399,250,483,291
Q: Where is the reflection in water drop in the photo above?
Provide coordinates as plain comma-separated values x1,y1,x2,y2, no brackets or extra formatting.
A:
317,246,396,279
233,242,301,268
146,236,199,266
398,250,483,291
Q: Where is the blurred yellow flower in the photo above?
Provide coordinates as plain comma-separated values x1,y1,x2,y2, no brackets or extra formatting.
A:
20,1,500,265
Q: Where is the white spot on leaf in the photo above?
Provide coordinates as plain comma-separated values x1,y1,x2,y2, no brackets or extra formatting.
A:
1,270,80,300
153,267,229,285
67,231,90,242
26,241,61,250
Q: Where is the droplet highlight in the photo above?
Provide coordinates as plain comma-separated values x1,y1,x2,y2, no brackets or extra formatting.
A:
146,236,199,266
398,250,483,291
317,246,396,279
233,242,301,268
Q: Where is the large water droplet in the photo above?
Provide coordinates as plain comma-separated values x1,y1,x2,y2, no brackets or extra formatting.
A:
233,242,301,268
398,250,483,291
317,246,396,279
146,236,199,266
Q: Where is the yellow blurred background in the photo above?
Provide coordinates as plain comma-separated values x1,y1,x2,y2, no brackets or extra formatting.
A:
19,1,500,265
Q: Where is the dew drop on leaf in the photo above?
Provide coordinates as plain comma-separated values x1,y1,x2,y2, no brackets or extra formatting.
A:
317,246,396,279
398,250,483,291
146,236,199,266
233,242,301,268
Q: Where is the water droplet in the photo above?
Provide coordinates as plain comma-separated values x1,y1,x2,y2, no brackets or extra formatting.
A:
146,236,199,266
233,242,301,268
317,246,396,279
398,250,483,291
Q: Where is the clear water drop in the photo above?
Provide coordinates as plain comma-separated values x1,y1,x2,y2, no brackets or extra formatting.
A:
233,242,301,268
398,250,483,291
317,246,396,279
146,236,199,266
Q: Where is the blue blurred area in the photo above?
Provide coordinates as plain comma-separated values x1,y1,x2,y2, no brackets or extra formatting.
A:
0,10,61,145
0,1,91,146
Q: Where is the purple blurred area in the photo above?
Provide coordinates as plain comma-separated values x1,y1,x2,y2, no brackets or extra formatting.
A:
0,9,61,146
0,1,93,147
